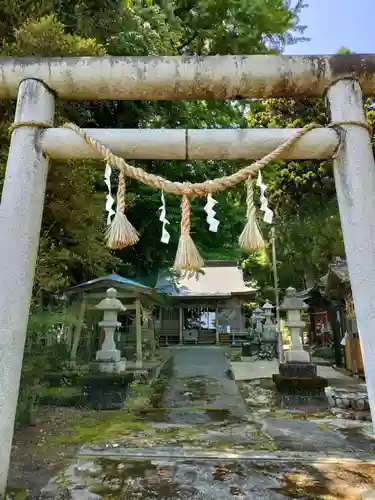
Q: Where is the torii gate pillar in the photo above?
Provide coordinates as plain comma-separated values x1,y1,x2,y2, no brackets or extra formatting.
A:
327,78,375,435
0,79,54,494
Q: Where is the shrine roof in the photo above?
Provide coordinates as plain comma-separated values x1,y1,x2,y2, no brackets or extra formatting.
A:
68,273,153,293
155,261,257,298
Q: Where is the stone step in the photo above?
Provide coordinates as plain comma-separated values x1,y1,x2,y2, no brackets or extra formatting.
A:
79,445,375,464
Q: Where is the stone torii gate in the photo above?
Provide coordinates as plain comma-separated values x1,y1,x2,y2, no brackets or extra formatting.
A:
0,54,375,493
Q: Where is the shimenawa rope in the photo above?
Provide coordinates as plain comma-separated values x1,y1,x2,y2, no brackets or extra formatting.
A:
8,119,372,274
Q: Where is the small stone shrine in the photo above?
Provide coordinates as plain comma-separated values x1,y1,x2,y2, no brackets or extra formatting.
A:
272,287,328,409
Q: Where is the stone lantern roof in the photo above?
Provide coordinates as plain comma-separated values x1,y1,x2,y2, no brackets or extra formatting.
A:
280,287,308,312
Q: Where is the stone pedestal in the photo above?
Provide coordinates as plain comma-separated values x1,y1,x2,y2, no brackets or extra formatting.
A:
279,361,317,378
96,349,121,362
81,371,133,410
274,362,328,410
91,359,127,374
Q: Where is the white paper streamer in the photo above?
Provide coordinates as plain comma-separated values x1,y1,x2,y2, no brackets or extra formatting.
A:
204,193,220,232
256,171,273,224
104,163,115,225
158,191,170,244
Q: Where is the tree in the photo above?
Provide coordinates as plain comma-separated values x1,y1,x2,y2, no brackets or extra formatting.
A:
0,0,308,293
1,15,120,294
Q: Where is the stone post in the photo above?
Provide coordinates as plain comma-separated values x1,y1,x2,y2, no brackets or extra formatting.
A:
135,298,143,368
253,306,263,339
280,287,309,363
95,288,126,373
0,79,55,496
179,306,183,345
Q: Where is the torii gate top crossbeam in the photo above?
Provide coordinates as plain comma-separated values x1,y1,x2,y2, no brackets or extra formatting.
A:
1,54,375,100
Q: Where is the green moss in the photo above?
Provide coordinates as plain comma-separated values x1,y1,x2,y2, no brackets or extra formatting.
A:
89,484,116,495
154,425,198,437
48,410,150,445
2,488,29,500
41,386,80,397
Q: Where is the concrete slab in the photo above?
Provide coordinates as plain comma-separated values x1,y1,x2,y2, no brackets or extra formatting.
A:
231,360,278,381
262,418,375,453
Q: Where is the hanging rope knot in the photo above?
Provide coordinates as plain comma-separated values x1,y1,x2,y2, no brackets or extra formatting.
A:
238,175,265,252
180,195,191,235
117,166,126,213
105,165,139,250
173,195,204,274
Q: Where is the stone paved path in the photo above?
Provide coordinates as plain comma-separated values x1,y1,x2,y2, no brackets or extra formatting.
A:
161,346,247,423
38,348,375,499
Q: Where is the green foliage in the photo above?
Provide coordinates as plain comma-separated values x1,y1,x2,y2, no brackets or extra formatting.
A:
15,306,78,428
246,87,369,288
244,44,375,290
0,0,308,291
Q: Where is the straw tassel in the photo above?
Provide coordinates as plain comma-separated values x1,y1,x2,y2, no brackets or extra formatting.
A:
173,196,204,274
238,176,265,252
105,166,139,249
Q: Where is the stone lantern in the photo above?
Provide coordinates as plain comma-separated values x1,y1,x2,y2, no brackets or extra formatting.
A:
262,299,274,325
95,287,127,373
279,286,309,363
272,286,328,409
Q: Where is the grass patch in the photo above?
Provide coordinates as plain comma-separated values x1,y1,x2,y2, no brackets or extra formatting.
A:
125,384,153,412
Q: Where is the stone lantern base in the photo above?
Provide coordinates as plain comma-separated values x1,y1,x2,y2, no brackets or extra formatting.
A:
273,361,329,410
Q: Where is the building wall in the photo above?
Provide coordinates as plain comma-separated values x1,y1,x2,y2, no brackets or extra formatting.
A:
160,308,179,333
160,299,246,334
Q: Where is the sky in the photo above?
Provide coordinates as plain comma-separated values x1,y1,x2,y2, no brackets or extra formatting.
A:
283,0,374,55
